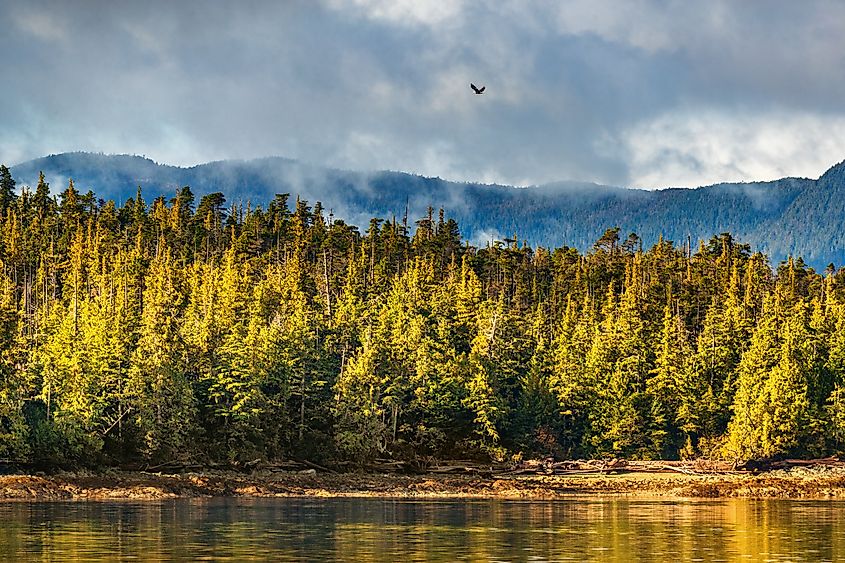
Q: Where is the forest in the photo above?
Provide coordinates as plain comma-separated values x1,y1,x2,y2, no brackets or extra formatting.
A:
13,152,845,271
0,163,844,468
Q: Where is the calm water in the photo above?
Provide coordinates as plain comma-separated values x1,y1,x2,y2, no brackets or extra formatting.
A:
0,497,842,562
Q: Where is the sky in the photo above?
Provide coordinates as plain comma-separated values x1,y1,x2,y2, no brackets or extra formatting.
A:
2,0,845,189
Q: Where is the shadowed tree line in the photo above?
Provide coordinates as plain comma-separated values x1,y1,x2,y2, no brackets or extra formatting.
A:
0,164,844,467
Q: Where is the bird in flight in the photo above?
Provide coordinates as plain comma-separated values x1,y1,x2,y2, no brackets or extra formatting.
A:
470,83,485,94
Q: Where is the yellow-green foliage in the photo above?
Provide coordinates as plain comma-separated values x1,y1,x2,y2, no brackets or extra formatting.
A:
0,177,843,466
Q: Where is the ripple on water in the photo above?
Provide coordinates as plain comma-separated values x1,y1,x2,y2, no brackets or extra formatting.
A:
0,498,843,561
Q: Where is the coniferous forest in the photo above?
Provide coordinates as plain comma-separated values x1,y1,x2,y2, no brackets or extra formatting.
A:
0,164,844,468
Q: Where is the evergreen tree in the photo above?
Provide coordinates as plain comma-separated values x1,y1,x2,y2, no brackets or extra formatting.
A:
127,248,195,462
551,295,596,456
0,165,16,217
0,173,839,465
726,293,783,460
647,296,693,457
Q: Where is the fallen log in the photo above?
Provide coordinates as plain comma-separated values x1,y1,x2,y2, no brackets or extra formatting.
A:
291,457,338,475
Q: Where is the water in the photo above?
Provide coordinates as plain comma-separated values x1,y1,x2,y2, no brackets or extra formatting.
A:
0,497,841,562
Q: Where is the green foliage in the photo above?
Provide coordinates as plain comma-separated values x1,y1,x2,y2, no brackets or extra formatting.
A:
0,168,842,466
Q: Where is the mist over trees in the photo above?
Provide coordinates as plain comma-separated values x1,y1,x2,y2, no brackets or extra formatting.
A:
0,166,844,466
10,152,845,271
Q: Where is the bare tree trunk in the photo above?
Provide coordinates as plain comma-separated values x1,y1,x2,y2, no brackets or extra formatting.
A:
323,249,332,318
73,266,79,336
392,404,398,442
299,370,306,442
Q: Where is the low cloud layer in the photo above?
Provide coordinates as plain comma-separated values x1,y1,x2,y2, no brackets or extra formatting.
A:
613,110,845,188
2,0,845,188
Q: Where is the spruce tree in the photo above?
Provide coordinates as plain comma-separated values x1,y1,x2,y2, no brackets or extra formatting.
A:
647,296,692,457
0,165,16,217
726,293,783,460
127,248,195,462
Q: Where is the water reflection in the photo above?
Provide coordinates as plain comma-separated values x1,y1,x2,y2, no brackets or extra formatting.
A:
0,497,841,561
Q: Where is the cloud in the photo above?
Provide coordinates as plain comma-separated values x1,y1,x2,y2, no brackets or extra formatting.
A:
11,7,69,42
613,109,845,188
2,1,845,190
551,0,688,53
322,0,467,28
469,228,502,249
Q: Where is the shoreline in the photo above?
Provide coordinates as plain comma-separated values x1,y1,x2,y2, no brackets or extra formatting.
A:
2,468,845,501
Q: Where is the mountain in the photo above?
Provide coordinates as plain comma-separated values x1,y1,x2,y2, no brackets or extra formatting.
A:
9,152,845,269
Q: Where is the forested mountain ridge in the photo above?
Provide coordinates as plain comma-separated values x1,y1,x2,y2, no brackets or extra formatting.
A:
9,152,845,269
0,164,843,466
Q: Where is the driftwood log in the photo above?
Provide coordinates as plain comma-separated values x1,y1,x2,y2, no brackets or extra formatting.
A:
5,455,840,477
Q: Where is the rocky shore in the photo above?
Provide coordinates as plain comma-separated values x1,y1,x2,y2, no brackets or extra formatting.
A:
2,467,845,500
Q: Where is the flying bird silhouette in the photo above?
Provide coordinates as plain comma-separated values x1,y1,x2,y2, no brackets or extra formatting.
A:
470,83,485,94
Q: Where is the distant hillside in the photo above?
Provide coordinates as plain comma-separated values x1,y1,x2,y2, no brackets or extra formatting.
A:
9,152,845,269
